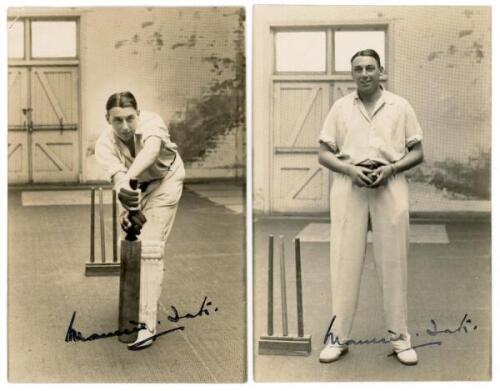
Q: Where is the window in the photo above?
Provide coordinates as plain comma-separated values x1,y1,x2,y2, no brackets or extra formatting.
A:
274,26,387,75
275,31,326,73
334,31,385,71
8,20,24,59
31,21,77,58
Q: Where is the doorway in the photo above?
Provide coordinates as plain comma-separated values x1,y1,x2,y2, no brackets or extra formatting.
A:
8,17,80,184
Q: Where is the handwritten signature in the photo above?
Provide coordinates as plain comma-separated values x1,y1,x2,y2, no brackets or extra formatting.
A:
323,313,478,355
65,296,217,344
168,295,218,323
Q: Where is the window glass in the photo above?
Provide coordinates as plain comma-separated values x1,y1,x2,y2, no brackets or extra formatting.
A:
275,31,326,72
31,21,77,58
8,21,24,59
334,31,385,71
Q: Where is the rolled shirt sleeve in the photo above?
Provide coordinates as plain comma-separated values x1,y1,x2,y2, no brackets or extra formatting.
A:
140,114,169,143
318,102,340,153
139,113,177,147
137,112,177,178
404,101,423,148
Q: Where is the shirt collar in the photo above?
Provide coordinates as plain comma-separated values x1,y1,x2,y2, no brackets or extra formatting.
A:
111,130,138,151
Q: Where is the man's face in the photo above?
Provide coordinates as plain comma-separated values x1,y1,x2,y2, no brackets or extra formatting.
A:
106,107,139,142
351,55,382,95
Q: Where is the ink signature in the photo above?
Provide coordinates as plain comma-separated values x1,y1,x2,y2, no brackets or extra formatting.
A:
323,313,478,356
425,313,477,336
168,296,218,323
65,296,217,345
324,315,405,346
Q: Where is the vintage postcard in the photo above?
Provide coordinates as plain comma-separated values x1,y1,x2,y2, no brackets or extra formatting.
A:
7,6,246,382
253,5,491,381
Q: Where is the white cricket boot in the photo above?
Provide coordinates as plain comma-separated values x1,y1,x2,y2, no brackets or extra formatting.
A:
392,333,418,365
319,343,349,363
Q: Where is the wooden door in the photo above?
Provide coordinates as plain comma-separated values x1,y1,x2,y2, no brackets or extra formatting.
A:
271,82,331,213
8,68,30,184
30,67,79,183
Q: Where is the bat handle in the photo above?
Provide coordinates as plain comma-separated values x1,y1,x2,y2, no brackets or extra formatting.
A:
125,178,140,241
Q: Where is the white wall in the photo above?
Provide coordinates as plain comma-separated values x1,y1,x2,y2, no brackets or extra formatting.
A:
80,7,244,182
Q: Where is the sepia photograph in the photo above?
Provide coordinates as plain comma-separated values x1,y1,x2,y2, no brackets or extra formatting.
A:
253,5,491,381
6,6,246,382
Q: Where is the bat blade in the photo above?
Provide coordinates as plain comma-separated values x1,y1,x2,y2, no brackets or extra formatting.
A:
118,239,141,343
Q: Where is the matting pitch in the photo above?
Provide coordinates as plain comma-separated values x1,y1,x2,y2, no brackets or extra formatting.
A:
185,184,244,214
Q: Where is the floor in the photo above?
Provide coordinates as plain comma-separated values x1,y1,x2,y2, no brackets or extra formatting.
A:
8,183,246,382
6,180,492,382
253,217,491,381
185,183,245,214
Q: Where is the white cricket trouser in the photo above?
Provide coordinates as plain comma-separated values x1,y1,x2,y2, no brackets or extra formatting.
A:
329,172,411,350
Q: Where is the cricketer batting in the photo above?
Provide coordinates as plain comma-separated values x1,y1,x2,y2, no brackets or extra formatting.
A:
95,91,185,350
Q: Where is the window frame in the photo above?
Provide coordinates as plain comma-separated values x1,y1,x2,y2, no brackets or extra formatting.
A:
7,19,26,60
30,19,79,60
7,16,80,66
272,23,390,79
273,27,329,75
332,25,387,74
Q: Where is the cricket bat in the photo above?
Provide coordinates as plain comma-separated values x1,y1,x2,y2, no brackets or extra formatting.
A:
118,179,143,343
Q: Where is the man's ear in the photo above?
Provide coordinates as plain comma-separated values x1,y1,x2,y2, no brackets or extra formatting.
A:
137,109,141,117
379,65,385,75
105,113,110,124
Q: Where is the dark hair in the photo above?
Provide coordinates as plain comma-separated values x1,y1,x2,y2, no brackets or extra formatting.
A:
105,91,138,112
350,49,382,68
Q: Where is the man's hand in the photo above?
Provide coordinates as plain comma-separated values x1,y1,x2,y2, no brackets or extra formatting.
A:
117,181,141,210
347,165,375,187
369,165,394,188
120,210,147,236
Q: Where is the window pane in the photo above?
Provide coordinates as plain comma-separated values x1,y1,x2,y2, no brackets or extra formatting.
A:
8,21,24,59
276,31,326,72
334,31,385,71
32,21,77,58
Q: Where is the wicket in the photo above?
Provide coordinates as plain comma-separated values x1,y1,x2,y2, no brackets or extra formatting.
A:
258,235,312,356
85,187,121,276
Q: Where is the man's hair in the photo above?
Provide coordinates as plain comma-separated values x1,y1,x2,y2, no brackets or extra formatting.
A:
105,91,138,112
350,49,382,68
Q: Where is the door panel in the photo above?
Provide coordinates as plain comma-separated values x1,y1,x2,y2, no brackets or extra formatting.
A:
31,67,79,127
30,67,79,182
276,83,329,148
8,68,29,183
8,132,30,184
272,82,331,213
8,68,28,127
31,131,78,182
273,154,330,213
